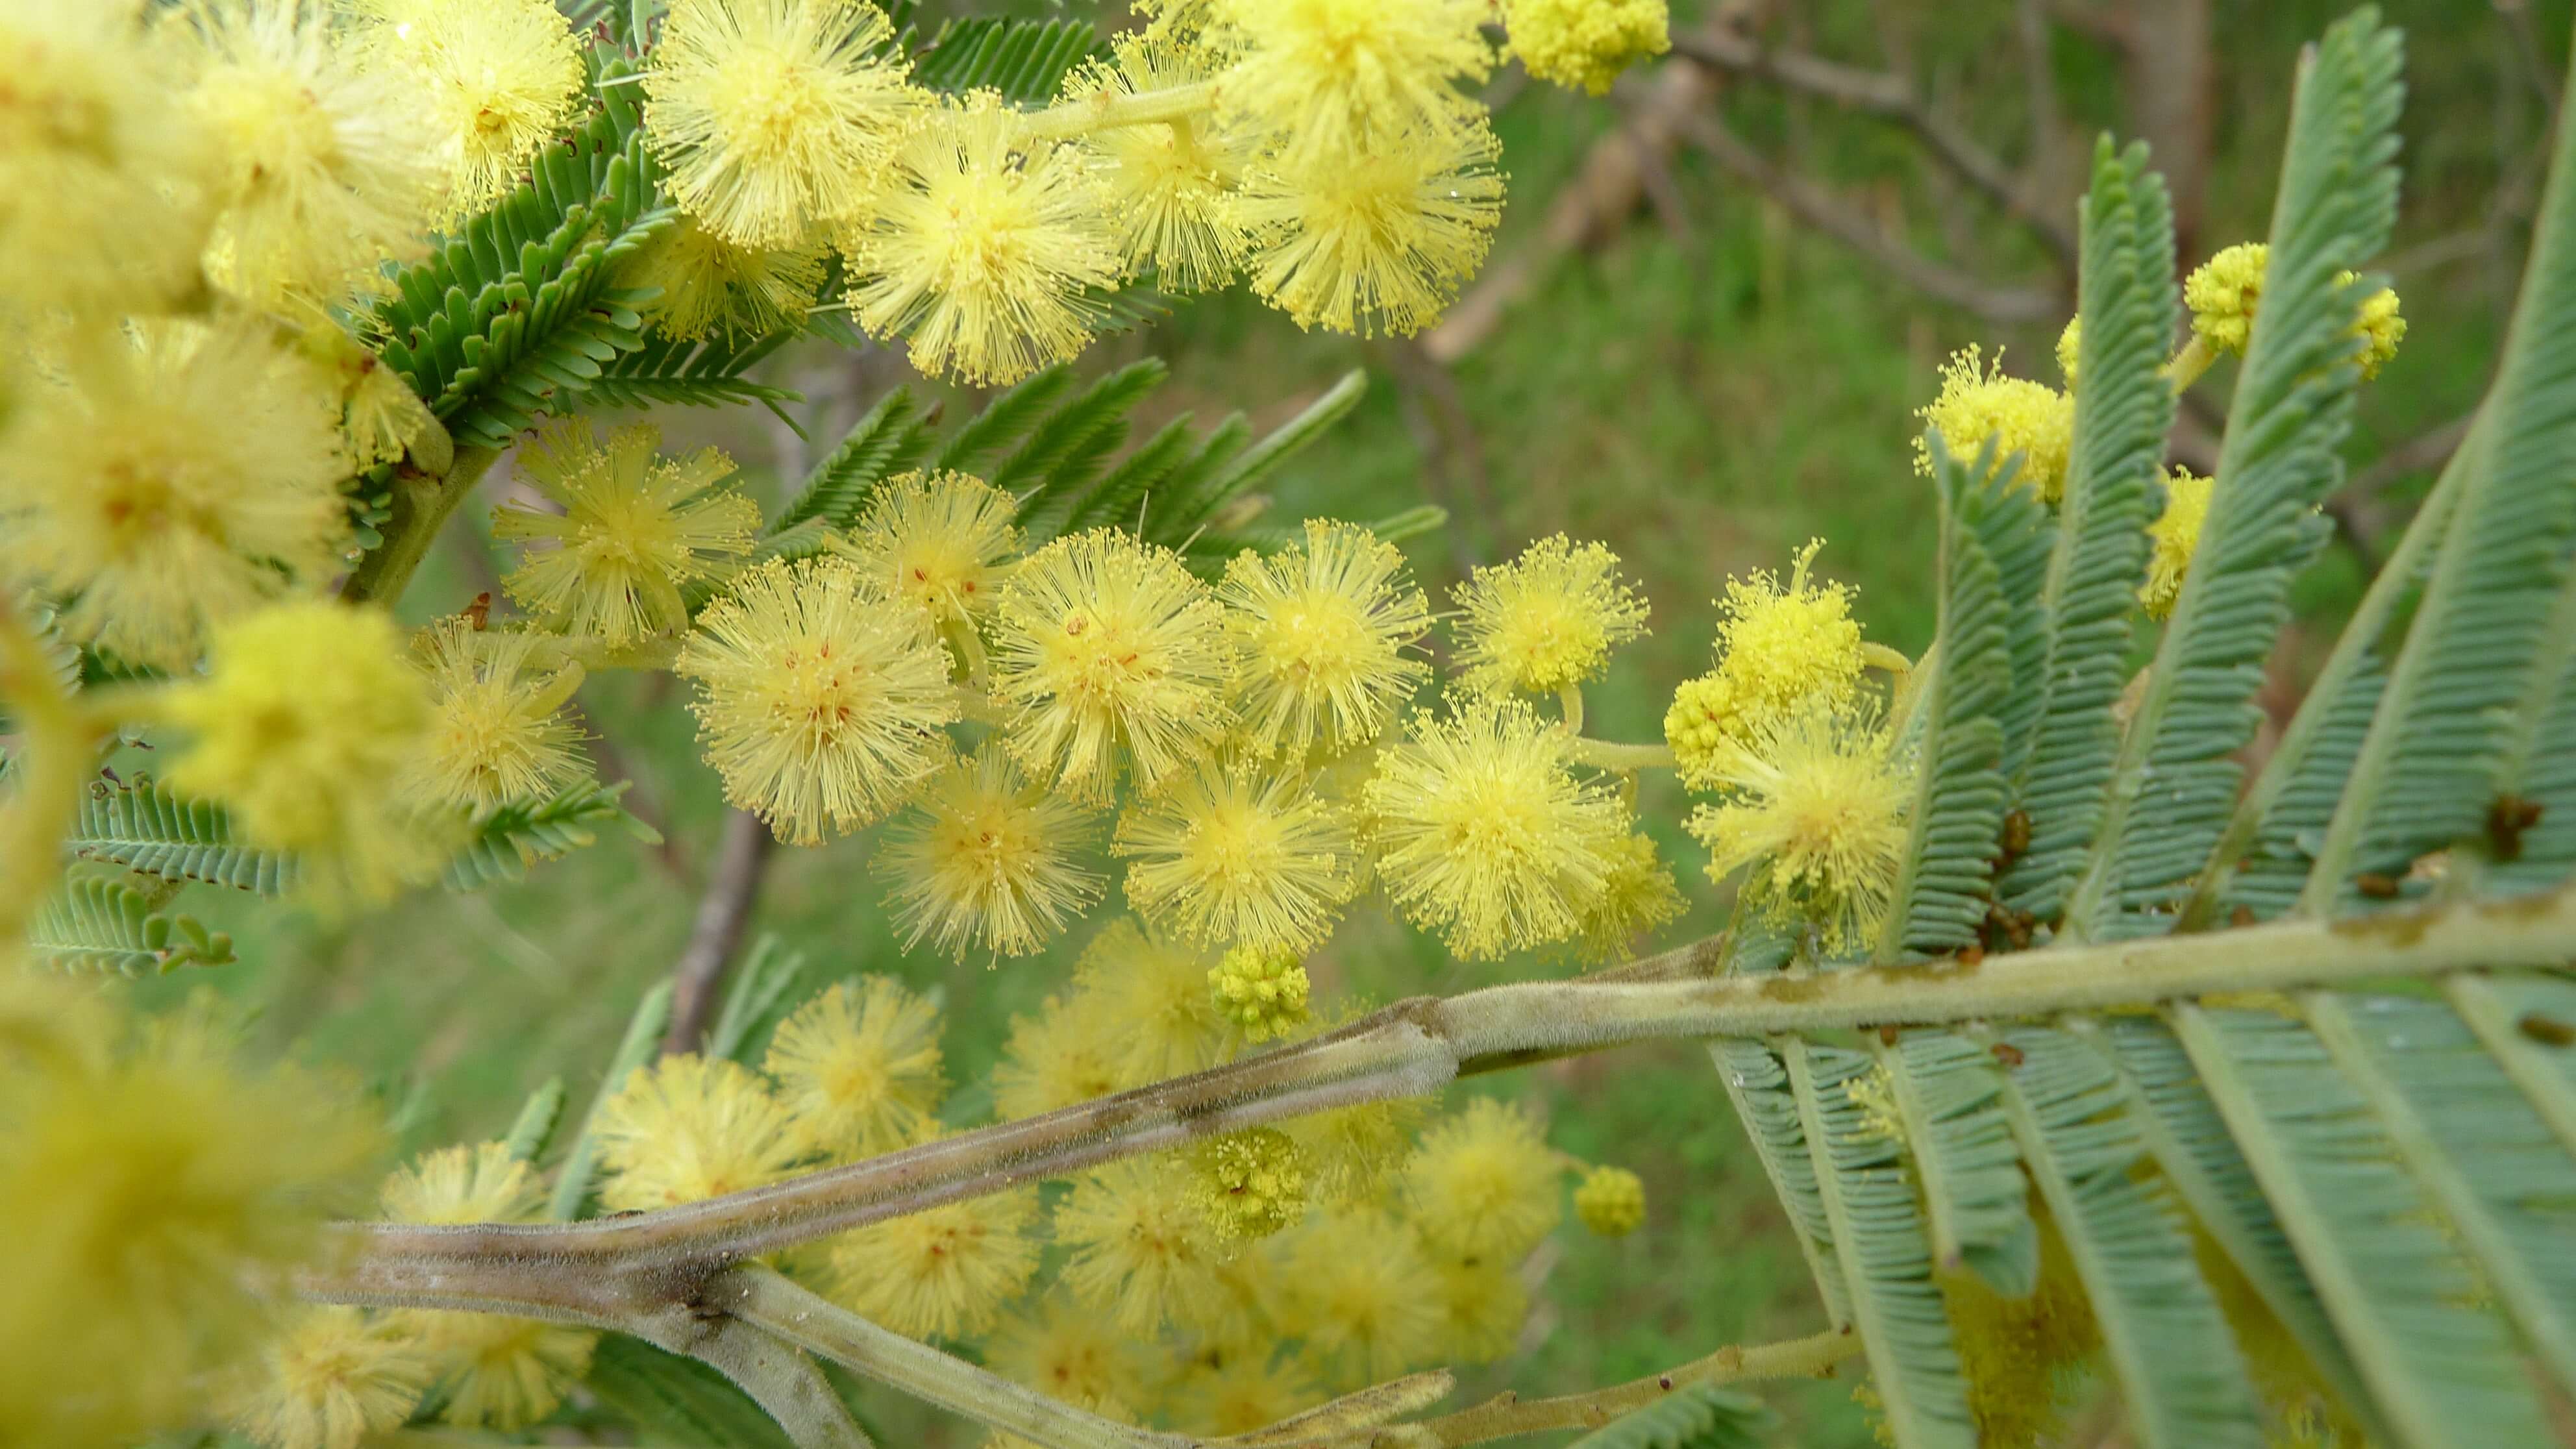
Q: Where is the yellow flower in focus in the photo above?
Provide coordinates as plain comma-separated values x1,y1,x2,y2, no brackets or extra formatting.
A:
992,528,1236,799
1237,121,1505,338
1685,704,1913,953
2140,467,2214,621
351,0,582,221
1075,918,1238,1085
222,1306,434,1449
380,1140,543,1224
0,986,382,1449
1572,831,1685,963
404,618,590,811
1451,534,1650,697
645,0,924,248
590,1053,806,1211
1053,1157,1232,1336
1220,519,1432,758
1193,1128,1310,1241
1172,1354,1322,1437
1273,1209,1444,1386
845,97,1121,386
837,469,1024,627
993,991,1124,1120
1063,36,1249,293
827,1183,1041,1339
1115,757,1361,954
764,976,948,1159
494,418,761,647
2055,315,2082,389
1209,945,1311,1042
1363,698,1631,959
166,602,441,901
0,0,211,319
1428,1254,1528,1364
2185,242,2268,356
618,214,831,341
177,0,443,304
1405,1096,1562,1260
1664,538,1867,778
985,1291,1148,1408
1214,0,1491,169
879,746,1106,960
0,323,350,669
1915,346,2074,502
1505,0,1670,95
1573,1163,1645,1236
2349,274,2405,380
677,556,960,845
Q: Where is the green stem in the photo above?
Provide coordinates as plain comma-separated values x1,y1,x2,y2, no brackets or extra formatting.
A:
1570,737,1677,771
2164,335,2218,392
1409,1328,1860,1445
341,446,503,607
1558,683,1586,735
1024,80,1217,140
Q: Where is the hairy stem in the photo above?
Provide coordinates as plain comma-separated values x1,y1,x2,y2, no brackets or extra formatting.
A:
1570,737,1678,771
1412,1328,1861,1445
2164,335,2218,391
0,594,93,948
1026,80,1219,139
341,446,503,607
645,1306,874,1449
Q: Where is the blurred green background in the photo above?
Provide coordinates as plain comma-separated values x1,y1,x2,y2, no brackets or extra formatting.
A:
133,1,2571,1442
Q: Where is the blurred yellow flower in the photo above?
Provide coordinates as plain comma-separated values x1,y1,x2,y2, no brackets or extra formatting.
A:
494,418,761,647
765,976,948,1159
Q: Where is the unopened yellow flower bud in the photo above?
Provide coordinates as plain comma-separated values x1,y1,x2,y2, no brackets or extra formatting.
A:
1191,1128,1309,1240
2185,242,2269,356
1574,1163,1646,1236
2140,467,2214,621
2055,315,2082,390
1915,346,2074,502
2347,274,2405,380
1208,946,1312,1041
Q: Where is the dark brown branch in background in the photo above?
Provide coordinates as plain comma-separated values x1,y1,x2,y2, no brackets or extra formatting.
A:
1680,112,2061,323
663,808,774,1054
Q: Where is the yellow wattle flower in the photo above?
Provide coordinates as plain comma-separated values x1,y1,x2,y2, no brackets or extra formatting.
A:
2141,467,2215,621
1573,1163,1646,1236
351,0,584,221
836,468,1025,627
1192,1128,1310,1241
644,0,925,248
1685,702,1914,953
2185,242,2269,356
1062,36,1250,293
379,1141,544,1225
404,617,590,812
676,556,960,845
843,96,1121,386
1272,1208,1445,1385
1236,119,1506,338
1665,538,1868,778
1404,1096,1563,1260
1208,945,1312,1042
1053,1158,1233,1336
878,745,1107,960
493,417,762,647
825,1177,1041,1339
1505,0,1671,95
1074,918,1239,1086
1450,533,1650,697
589,1053,806,1211
1572,830,1685,963
1219,517,1433,758
984,1291,1148,1410
617,214,832,341
1915,345,2074,502
2055,314,2083,389
1213,0,1492,171
993,991,1124,1121
764,976,948,1159
1113,756,1361,954
1172,1354,1323,1437
221,1306,434,1449
1429,1254,1529,1364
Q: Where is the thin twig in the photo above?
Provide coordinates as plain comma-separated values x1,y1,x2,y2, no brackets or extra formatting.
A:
663,808,776,1054
1404,1328,1861,1446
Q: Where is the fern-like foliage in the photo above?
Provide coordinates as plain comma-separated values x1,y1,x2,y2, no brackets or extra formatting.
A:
444,780,658,892
27,871,236,977
584,329,801,416
912,15,1101,103
1568,1385,1776,1449
64,776,297,896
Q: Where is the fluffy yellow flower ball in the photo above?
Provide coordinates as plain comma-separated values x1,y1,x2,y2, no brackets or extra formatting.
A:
2140,467,2215,621
1507,0,1670,95
1665,539,1868,781
1916,346,2074,502
1574,1163,1646,1236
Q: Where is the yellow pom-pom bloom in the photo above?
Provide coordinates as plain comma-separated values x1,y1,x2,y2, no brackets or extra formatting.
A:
223,1307,434,1449
1363,698,1631,959
2055,315,2082,389
2140,467,2214,621
845,97,1122,385
177,0,442,304
1506,0,1670,95
1450,534,1650,697
1214,0,1491,170
1405,1096,1563,1260
837,469,1024,626
1430,1255,1530,1364
380,1141,543,1225
1573,831,1685,963
2349,273,2406,380
1573,1163,1646,1236
1193,1128,1310,1240
1209,945,1312,1041
676,556,960,845
1273,1209,1444,1385
1664,539,1867,777
0,324,350,669
2185,242,2268,356
166,602,440,900
403,619,589,811
645,0,924,248
1115,757,1361,954
992,528,1236,799
1053,1158,1231,1335
494,418,762,647
1063,37,1248,293
1237,121,1505,338
993,992,1124,1119
590,1053,806,1211
0,989,382,1449
827,1183,1041,1339
1915,346,2074,502
1220,519,1433,758
0,0,210,319
764,976,947,1159
985,1291,1148,1408
351,0,582,221
1076,918,1238,1085
1174,1355,1322,1437
1685,704,1913,953
617,213,830,341
878,745,1106,960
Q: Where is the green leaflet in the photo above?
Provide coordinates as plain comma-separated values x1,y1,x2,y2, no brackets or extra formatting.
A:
773,387,941,535
1783,1041,1976,1449
444,779,660,893
584,329,801,417
2079,10,2403,937
2444,974,2576,1158
586,1333,804,1449
2000,138,2176,924
1566,1384,1777,1449
549,981,677,1220
64,776,297,896
1709,1038,1852,1326
1884,440,2050,961
912,15,1102,103
26,872,235,977
1988,1027,2261,1449
995,359,1171,521
2172,1004,2549,1449
1876,1031,2035,1295
704,934,815,1065
503,1076,570,1164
